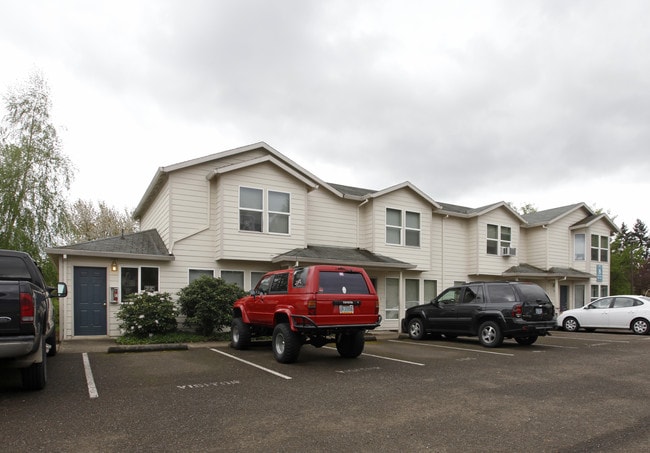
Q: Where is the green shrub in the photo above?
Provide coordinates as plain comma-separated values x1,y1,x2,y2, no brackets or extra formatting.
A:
117,292,178,337
178,276,247,336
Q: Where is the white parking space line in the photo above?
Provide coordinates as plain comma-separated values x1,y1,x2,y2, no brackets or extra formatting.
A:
389,340,515,356
82,353,99,399
550,335,630,344
323,346,425,366
209,348,292,380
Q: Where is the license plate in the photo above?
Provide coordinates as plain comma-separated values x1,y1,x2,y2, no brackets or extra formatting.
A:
339,305,354,314
535,307,543,315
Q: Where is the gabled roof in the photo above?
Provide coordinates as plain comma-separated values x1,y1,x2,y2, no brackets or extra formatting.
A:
367,181,442,208
134,142,337,219
272,245,416,269
436,201,526,222
522,203,589,227
522,202,619,233
46,230,174,261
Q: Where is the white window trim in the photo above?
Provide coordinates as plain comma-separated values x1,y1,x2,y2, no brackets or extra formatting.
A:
239,186,291,235
386,208,421,247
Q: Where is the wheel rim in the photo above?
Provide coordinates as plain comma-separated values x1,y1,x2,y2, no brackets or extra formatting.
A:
481,325,496,344
275,333,285,354
232,327,240,343
564,319,577,332
633,320,648,334
409,321,421,337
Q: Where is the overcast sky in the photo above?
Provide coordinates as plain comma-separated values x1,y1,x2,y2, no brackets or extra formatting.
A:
1,0,648,228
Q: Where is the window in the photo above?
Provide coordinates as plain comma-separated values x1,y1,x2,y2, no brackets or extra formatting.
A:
251,272,266,290
120,266,159,301
386,209,402,245
487,224,511,255
189,269,213,283
486,284,516,303
424,280,437,302
405,279,420,309
319,271,370,294
239,187,263,231
269,273,289,293
221,270,244,288
575,285,585,308
239,187,290,234
268,191,290,234
385,278,399,319
591,234,609,262
574,234,585,260
386,208,420,246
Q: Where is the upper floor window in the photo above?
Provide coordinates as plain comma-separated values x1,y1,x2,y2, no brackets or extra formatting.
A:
386,208,420,246
574,234,586,261
591,234,609,262
487,224,511,255
239,187,290,234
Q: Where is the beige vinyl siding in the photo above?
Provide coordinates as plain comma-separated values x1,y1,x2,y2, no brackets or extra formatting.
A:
438,215,468,287
520,226,548,268
546,209,592,266
168,169,211,249
306,188,358,247
216,162,307,260
475,208,521,276
369,189,432,271
140,180,171,246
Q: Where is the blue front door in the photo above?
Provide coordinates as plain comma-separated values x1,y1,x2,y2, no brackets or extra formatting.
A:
74,267,107,335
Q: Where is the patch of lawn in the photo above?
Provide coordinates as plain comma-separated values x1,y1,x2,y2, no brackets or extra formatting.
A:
116,331,231,345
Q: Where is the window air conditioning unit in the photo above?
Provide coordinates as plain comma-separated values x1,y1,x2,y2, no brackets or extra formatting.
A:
502,247,517,257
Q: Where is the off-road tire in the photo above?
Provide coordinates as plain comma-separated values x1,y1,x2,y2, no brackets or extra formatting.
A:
336,330,365,358
231,318,251,350
272,323,302,363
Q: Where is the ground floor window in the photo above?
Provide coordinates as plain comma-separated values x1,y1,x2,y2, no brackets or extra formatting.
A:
591,284,609,299
221,270,244,288
574,285,585,308
385,278,399,319
189,269,214,283
424,280,437,302
405,279,419,309
120,266,159,301
251,271,266,290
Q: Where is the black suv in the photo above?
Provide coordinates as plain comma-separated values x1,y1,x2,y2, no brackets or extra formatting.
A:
401,282,556,347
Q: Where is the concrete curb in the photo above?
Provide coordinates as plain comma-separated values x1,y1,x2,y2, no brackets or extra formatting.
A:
107,343,190,353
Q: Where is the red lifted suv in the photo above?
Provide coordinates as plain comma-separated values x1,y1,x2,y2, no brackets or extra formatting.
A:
231,265,381,363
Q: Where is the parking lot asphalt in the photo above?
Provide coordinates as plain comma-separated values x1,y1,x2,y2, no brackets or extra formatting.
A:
3,330,649,452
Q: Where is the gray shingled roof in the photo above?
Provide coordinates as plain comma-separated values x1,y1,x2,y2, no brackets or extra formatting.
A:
502,263,594,279
46,229,173,261
272,245,415,269
522,203,585,226
328,183,377,198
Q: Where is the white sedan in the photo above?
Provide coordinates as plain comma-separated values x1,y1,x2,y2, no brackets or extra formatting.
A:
557,295,650,335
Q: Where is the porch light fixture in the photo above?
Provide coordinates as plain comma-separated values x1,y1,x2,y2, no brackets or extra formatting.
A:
111,259,118,272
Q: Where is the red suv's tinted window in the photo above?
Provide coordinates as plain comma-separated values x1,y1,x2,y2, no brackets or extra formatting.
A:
318,271,370,294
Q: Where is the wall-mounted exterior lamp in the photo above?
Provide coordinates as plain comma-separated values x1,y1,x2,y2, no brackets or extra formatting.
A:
111,259,118,272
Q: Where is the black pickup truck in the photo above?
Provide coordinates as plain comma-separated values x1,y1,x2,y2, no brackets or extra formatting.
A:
0,249,67,390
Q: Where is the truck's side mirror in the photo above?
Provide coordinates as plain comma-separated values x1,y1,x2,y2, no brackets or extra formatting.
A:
52,282,68,298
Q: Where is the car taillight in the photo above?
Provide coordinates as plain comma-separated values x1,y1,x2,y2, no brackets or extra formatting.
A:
375,299,379,314
307,299,317,315
512,304,523,318
20,292,35,323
